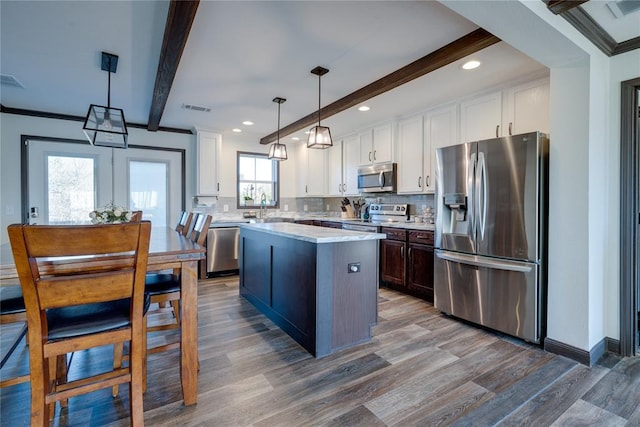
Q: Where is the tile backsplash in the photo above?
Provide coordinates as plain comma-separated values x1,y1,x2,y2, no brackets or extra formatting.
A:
196,193,434,219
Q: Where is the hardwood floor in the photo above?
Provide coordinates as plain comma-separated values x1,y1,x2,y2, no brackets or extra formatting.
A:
1,276,639,426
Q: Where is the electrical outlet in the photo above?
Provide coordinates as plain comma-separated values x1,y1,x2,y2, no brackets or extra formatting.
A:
223,204,229,212
284,204,289,212
348,262,361,273
326,204,330,210
303,204,308,211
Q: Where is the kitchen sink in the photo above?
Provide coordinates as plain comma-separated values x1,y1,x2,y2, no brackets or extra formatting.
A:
249,217,294,223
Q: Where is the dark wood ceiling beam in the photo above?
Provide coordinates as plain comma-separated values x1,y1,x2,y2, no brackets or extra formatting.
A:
148,0,199,132
546,0,589,15
260,28,500,145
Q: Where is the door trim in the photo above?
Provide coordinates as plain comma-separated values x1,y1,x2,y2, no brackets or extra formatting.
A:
619,78,640,357
20,135,186,224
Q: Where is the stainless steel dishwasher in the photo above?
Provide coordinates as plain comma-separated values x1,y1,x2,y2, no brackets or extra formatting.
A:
207,226,240,274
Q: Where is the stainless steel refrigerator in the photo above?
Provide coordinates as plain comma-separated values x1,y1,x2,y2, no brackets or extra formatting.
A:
434,131,548,343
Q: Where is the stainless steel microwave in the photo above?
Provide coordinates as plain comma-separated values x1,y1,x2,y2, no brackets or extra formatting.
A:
357,162,397,193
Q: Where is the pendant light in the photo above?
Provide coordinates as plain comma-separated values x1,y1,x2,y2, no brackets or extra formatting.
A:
307,66,332,149
268,97,288,161
83,52,128,149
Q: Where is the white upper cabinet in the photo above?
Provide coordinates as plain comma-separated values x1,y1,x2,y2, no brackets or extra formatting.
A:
396,105,456,195
195,130,221,196
342,135,360,196
397,115,424,194
460,90,503,143
425,104,457,192
359,122,393,165
296,144,326,197
327,135,360,197
505,77,550,135
327,141,343,197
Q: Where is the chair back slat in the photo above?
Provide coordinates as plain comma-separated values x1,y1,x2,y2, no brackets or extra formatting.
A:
21,224,143,257
190,214,212,246
36,270,135,310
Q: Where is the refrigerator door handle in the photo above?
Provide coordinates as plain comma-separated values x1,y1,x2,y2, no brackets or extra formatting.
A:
436,250,533,273
468,152,476,240
476,151,487,240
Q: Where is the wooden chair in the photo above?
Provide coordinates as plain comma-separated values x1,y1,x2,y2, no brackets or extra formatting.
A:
0,284,29,388
144,214,211,354
8,222,151,427
175,211,193,236
130,210,143,222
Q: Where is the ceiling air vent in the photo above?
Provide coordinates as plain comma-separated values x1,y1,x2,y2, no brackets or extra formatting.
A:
1,74,25,89
607,0,640,18
181,103,211,112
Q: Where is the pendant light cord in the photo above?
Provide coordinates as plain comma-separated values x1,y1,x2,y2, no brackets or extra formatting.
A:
317,74,321,126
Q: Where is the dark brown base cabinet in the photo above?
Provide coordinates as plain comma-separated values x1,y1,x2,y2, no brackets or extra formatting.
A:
380,227,406,286
380,227,435,303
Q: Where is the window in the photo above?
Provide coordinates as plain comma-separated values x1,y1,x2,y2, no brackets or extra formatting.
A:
237,152,279,208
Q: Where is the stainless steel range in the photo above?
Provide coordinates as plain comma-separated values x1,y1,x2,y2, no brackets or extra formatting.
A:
369,203,409,224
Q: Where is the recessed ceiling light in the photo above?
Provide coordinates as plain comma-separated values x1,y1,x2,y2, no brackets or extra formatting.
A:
461,60,481,70
232,128,242,133
242,121,254,126
292,137,300,141
358,105,370,112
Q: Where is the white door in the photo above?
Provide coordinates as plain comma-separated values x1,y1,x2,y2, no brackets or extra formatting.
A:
27,138,183,227
113,148,183,227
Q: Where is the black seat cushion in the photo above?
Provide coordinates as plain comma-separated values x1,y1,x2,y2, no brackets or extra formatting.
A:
0,285,26,315
47,294,151,341
145,273,181,296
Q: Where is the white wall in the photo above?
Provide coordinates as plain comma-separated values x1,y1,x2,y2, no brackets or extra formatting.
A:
0,113,195,244
216,132,298,199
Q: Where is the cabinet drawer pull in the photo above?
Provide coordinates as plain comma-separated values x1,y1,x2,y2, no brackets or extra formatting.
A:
496,125,500,138
426,175,430,187
400,246,404,258
369,151,372,162
373,150,377,161
408,247,412,258
418,176,422,188
508,122,513,135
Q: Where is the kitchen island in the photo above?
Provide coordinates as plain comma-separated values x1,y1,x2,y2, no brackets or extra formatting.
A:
239,222,385,358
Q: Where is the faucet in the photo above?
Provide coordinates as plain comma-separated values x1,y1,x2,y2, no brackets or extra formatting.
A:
259,193,267,219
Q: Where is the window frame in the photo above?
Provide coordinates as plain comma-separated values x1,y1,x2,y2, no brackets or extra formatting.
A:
236,151,280,210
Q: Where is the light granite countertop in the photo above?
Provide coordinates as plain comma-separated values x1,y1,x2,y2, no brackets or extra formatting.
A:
210,215,434,232
240,222,386,244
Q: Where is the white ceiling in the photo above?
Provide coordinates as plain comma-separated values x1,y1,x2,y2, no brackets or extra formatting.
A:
1,1,552,144
581,0,640,42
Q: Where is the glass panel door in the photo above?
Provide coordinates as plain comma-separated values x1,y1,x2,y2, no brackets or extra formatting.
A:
27,140,112,225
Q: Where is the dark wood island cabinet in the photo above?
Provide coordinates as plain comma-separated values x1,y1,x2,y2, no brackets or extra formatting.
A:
239,223,385,358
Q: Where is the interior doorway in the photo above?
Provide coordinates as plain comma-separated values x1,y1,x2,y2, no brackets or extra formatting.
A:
620,78,640,357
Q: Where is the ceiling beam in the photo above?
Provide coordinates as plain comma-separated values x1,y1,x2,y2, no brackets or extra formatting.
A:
546,0,589,15
148,0,199,132
260,28,500,145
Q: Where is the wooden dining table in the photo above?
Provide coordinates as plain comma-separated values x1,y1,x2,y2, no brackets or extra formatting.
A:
0,226,205,406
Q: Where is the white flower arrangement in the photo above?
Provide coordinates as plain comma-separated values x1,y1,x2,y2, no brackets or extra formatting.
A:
89,203,133,224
